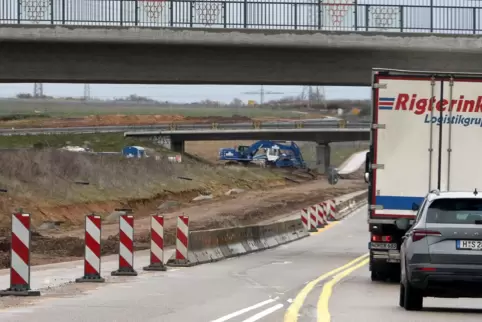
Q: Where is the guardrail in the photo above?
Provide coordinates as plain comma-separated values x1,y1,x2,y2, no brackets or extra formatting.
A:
0,120,371,136
1,1,480,35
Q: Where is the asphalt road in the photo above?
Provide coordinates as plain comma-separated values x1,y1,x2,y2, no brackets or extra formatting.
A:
2,206,482,321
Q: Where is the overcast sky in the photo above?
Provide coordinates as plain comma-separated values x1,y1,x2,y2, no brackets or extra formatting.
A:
0,84,371,103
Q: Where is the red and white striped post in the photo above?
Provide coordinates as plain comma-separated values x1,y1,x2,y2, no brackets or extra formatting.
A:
143,215,167,271
300,208,309,230
112,214,137,276
318,203,329,225
174,215,189,264
0,213,40,296
314,204,325,228
309,208,318,232
76,214,105,283
327,200,337,221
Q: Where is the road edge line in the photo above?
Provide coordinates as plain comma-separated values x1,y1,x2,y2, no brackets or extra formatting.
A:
317,258,369,322
283,253,369,322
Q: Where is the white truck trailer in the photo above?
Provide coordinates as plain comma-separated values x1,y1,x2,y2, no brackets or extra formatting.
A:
365,68,482,281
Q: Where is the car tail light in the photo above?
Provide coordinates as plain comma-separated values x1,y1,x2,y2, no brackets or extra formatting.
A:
371,235,393,242
418,267,437,272
412,229,441,242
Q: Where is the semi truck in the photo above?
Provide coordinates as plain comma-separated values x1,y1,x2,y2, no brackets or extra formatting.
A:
365,68,482,281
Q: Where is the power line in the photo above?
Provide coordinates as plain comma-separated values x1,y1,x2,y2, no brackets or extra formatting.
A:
300,86,326,108
242,85,284,104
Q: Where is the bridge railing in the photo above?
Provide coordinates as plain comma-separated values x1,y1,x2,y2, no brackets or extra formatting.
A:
1,0,481,34
0,120,371,136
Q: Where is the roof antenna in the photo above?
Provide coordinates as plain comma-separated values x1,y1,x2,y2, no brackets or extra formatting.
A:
475,188,478,196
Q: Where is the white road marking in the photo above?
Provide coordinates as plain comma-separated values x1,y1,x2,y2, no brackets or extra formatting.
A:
241,303,284,322
271,261,292,265
210,298,279,322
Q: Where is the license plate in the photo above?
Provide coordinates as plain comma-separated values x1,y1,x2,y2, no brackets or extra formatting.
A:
456,240,482,250
370,242,397,250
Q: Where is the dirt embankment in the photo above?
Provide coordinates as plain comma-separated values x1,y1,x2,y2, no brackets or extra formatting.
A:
0,179,366,269
0,114,255,129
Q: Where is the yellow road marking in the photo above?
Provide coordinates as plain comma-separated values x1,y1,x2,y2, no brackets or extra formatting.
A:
317,258,369,322
284,253,369,322
311,222,340,235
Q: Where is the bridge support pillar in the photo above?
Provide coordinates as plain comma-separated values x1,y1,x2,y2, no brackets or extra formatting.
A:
316,143,331,174
171,140,185,153
152,135,184,153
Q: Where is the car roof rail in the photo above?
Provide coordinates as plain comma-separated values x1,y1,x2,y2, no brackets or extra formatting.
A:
429,189,440,195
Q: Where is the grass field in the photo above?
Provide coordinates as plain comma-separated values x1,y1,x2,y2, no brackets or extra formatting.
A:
0,99,303,119
0,133,150,151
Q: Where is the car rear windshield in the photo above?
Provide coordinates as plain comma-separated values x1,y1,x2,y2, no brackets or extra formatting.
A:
426,198,482,224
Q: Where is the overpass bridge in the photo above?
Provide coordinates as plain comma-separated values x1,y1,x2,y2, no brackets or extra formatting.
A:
1,2,482,85
0,119,370,136
0,119,370,172
123,120,370,173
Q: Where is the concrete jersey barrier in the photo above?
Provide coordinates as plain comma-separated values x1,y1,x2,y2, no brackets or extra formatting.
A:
166,191,368,267
332,190,368,220
167,219,308,267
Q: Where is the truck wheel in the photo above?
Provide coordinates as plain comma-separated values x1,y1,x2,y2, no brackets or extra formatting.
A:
370,270,384,281
399,284,405,308
404,282,423,311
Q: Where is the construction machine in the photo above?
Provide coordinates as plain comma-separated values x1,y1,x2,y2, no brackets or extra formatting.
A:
218,140,306,168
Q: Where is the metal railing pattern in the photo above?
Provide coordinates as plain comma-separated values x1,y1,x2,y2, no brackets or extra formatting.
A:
1,0,481,34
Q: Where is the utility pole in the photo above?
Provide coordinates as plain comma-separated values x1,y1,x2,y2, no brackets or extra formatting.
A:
242,85,284,105
33,83,44,98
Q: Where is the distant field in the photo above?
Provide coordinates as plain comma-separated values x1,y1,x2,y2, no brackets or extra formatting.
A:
0,133,144,151
0,99,302,118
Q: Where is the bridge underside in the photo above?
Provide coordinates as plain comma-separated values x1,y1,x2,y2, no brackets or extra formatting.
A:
130,130,369,173
3,39,482,85
130,130,370,143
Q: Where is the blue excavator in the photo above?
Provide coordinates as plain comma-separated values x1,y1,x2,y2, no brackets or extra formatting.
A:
218,140,306,168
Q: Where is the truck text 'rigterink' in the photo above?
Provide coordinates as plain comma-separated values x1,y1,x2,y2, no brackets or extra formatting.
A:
379,94,482,127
